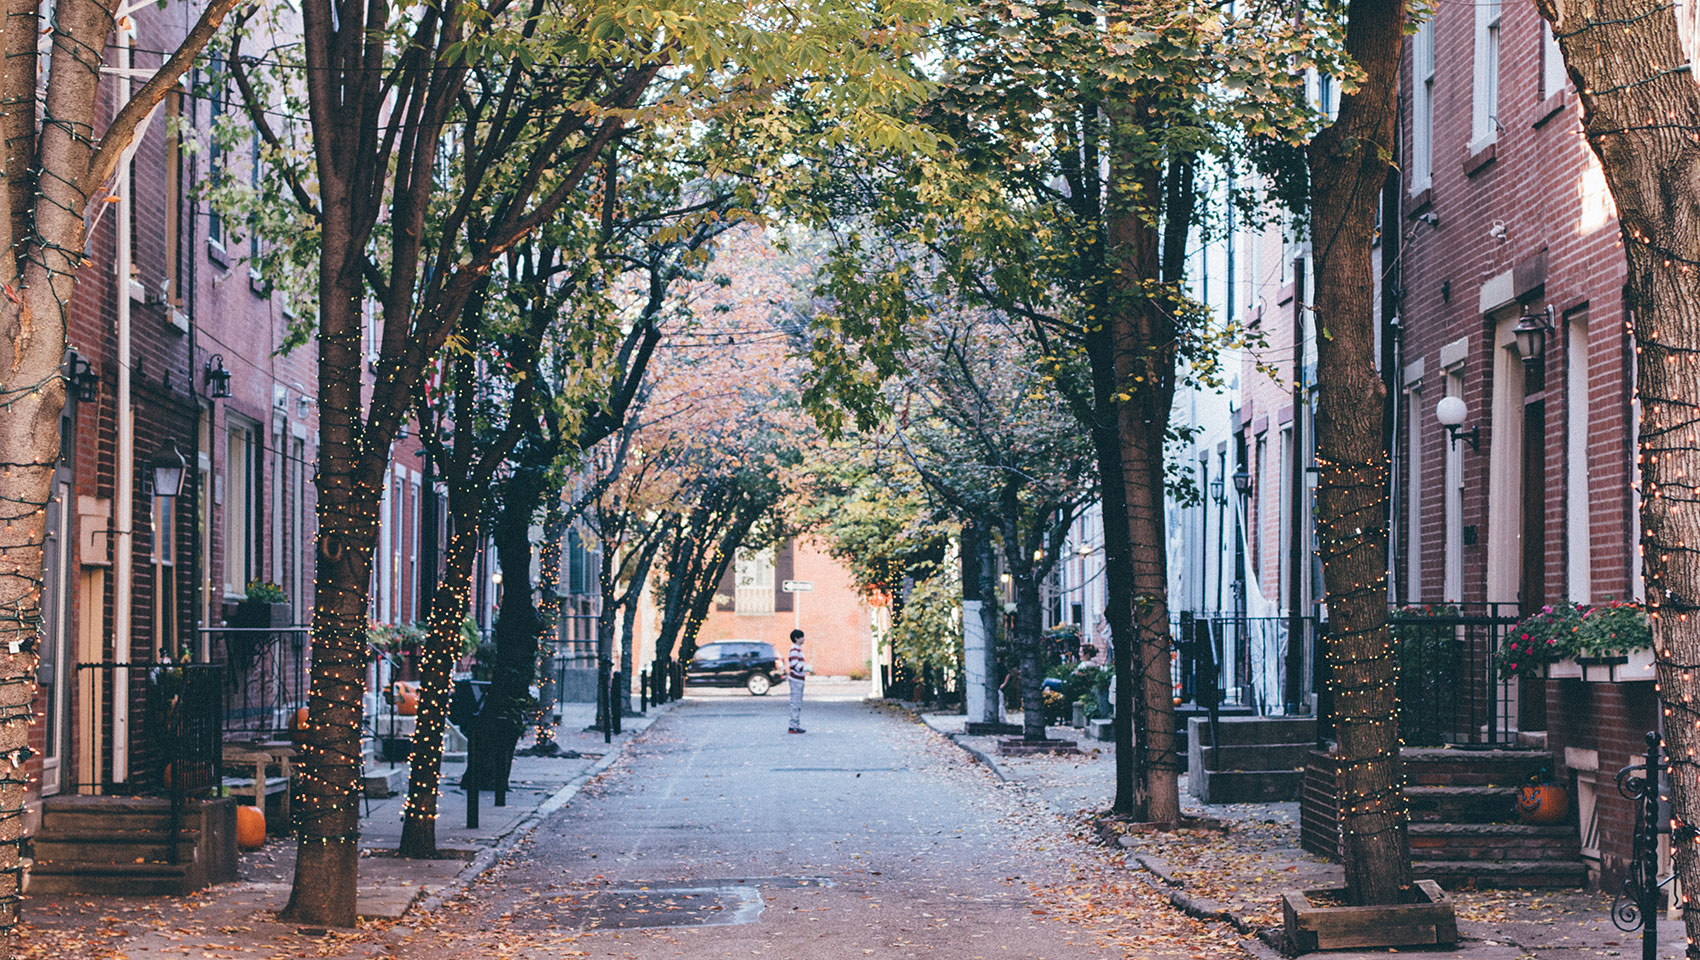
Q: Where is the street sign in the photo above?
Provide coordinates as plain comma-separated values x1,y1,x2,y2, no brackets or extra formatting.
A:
781,580,814,593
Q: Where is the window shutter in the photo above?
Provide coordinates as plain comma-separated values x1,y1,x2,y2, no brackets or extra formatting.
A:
774,540,795,611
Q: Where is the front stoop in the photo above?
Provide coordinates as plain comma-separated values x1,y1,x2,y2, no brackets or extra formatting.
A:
27,795,237,896
1300,747,1587,889
997,738,1080,756
1187,716,1315,803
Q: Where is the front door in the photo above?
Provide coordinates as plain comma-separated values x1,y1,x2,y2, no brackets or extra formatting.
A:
38,477,72,795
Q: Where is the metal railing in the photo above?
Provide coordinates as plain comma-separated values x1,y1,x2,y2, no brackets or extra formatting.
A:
202,626,308,741
1171,612,1318,716
1387,602,1521,747
69,662,223,800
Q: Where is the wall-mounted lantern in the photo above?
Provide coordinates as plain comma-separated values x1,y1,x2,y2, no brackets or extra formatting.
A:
1436,395,1480,452
204,354,232,399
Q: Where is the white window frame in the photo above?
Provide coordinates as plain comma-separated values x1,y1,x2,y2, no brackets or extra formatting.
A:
223,418,257,596
1541,24,1568,101
1412,19,1436,193
1566,312,1591,602
734,547,776,616
1471,0,1503,151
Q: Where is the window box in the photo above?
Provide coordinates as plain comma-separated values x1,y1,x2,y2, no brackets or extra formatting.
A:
1552,647,1655,683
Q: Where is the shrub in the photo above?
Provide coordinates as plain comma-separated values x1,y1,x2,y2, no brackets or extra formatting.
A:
243,580,288,604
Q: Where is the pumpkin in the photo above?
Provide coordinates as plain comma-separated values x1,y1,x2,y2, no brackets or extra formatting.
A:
292,707,310,730
236,805,267,849
398,690,420,716
1515,783,1570,824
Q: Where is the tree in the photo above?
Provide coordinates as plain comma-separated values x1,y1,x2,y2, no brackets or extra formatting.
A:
224,0,944,921
0,0,242,943
887,310,1098,741
1534,0,1700,941
1304,0,1411,906
797,0,1329,820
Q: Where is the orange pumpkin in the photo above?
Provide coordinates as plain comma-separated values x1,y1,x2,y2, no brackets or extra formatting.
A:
1515,783,1570,824
236,805,267,849
398,690,420,716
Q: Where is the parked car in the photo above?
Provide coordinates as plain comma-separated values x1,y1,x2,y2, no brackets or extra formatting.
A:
685,641,785,695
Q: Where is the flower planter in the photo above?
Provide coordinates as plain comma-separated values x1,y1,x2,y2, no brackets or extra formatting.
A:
1281,880,1457,953
1545,658,1583,680
1570,646,1656,683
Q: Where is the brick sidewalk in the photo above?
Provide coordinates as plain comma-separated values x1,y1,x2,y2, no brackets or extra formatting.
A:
921,711,1688,959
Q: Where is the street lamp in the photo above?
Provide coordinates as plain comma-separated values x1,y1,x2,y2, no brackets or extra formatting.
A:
148,440,187,498
1209,476,1226,506
1231,466,1251,499
1436,395,1480,451
68,355,99,403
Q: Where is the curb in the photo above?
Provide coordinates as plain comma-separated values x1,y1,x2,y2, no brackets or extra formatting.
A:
1123,838,1282,952
413,699,679,915
912,712,1015,783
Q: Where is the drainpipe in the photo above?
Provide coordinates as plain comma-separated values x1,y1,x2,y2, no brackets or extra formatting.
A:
112,20,135,784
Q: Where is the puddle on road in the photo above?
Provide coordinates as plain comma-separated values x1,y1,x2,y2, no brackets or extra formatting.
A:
517,877,832,930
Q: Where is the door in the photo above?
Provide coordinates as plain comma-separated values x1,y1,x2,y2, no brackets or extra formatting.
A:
39,478,72,795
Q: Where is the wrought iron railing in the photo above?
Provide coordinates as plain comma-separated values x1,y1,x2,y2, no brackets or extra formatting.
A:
69,661,223,801
1171,612,1318,716
1387,602,1521,746
202,626,308,741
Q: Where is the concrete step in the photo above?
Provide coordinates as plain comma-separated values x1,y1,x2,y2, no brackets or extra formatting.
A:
27,859,197,896
1401,748,1549,787
1189,767,1304,804
33,832,200,865
1191,716,1317,747
1200,742,1312,772
42,810,181,835
1417,859,1588,889
363,763,409,799
1409,822,1581,862
1407,785,1515,823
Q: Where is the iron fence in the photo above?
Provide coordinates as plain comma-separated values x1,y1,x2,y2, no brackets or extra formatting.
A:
1170,612,1318,716
1387,602,1522,746
203,626,309,741
69,662,223,800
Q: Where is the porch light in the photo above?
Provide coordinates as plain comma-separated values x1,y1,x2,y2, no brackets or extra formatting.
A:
1231,466,1251,498
69,355,99,403
149,440,187,498
204,354,232,398
1208,476,1226,505
1513,306,1555,367
1436,395,1480,452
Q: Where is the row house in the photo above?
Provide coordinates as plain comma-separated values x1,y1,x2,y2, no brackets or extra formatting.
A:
27,2,443,893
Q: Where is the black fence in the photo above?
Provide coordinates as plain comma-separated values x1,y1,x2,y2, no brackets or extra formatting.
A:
204,626,309,741
1171,612,1318,716
1387,602,1521,747
69,662,224,802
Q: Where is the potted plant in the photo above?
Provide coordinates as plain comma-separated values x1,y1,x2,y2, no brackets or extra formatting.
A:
231,579,291,628
1570,600,1654,682
1495,602,1584,681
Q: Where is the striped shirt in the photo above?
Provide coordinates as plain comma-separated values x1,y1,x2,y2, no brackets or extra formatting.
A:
788,645,807,681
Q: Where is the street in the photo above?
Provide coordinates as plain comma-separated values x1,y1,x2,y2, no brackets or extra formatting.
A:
388,682,1243,959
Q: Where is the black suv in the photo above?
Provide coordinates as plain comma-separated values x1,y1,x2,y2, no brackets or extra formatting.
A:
685,641,785,695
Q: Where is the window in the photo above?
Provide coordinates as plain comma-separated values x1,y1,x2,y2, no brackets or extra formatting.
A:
1472,0,1502,149
1405,385,1423,602
734,547,776,616
153,494,177,656
1412,19,1435,192
223,420,257,595
206,61,226,250
165,85,185,307
1542,24,1567,101
1566,312,1591,601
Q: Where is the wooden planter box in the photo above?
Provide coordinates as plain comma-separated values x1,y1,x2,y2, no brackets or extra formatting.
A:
1281,880,1457,953
1549,648,1656,682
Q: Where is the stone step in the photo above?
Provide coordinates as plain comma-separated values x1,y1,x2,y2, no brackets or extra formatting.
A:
1416,859,1589,889
1200,742,1312,772
1401,748,1549,787
26,859,197,897
1189,767,1304,804
1191,716,1317,747
42,810,181,835
32,832,200,865
363,763,409,799
1406,785,1516,823
1409,823,1581,862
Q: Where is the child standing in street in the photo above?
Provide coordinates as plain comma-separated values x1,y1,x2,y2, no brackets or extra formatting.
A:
787,629,808,733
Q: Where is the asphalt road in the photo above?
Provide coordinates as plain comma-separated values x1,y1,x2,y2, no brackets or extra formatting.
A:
392,681,1245,959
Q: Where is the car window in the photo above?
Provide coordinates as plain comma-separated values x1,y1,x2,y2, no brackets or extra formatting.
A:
754,644,776,659
695,644,722,660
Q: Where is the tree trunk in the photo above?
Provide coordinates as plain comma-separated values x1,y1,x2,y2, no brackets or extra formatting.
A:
1307,0,1410,906
1534,0,1700,942
396,486,482,859
489,468,551,767
619,539,659,715
1120,406,1182,824
1002,520,1050,742
595,543,619,731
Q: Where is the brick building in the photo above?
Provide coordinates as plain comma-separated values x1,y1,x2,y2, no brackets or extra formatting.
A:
696,539,873,680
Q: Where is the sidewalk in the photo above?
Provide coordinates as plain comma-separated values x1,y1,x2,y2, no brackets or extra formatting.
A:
18,699,673,960
922,711,1687,959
